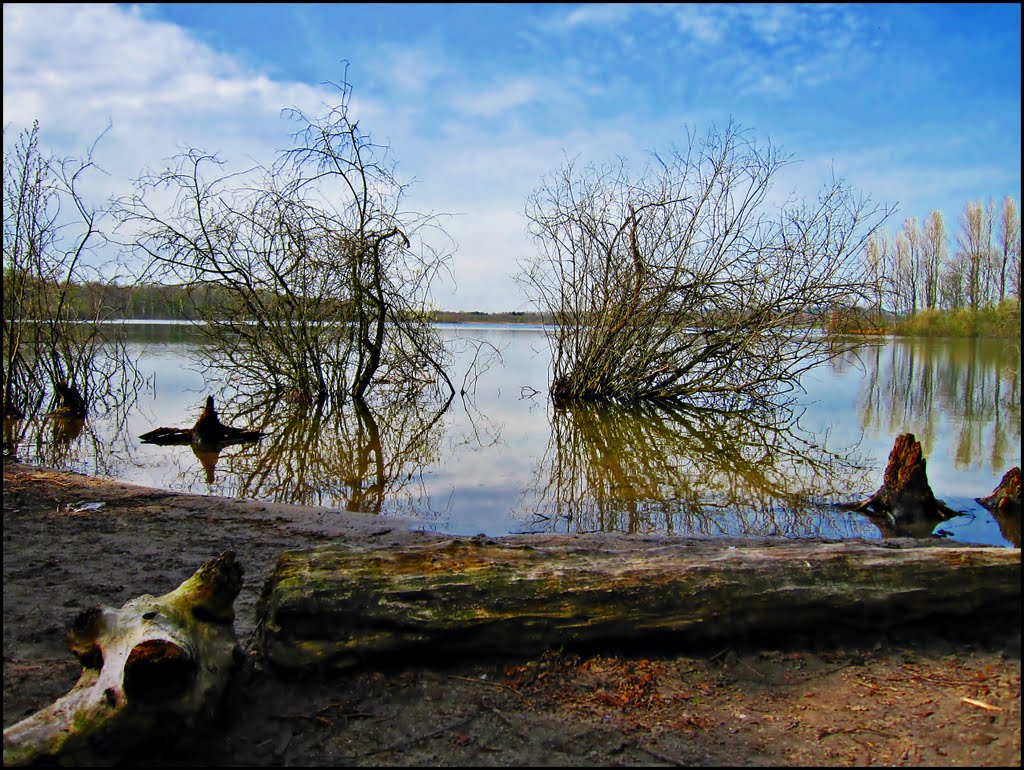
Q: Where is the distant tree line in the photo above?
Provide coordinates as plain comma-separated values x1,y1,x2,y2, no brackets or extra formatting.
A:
1,278,550,326
864,196,1021,319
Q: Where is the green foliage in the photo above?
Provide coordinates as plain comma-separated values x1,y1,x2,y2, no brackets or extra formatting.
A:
892,300,1021,338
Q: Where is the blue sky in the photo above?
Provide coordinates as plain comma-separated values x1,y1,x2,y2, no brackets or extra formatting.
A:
4,3,1021,311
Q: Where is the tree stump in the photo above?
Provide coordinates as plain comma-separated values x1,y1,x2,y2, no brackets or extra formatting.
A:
978,468,1022,548
52,381,87,419
139,395,266,447
977,467,1022,515
841,433,960,535
3,552,243,767
257,538,1020,672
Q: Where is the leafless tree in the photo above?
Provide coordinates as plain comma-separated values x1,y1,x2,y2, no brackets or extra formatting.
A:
902,216,922,315
921,210,946,311
3,121,139,420
997,195,1021,303
958,199,995,312
861,230,893,322
940,248,968,310
518,121,893,408
892,230,914,316
116,75,454,406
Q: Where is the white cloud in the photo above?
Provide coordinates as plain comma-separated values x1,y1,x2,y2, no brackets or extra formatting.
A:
451,77,543,119
3,4,332,167
554,3,636,30
538,3,873,101
381,46,451,94
2,4,554,309
671,5,731,46
4,3,1018,311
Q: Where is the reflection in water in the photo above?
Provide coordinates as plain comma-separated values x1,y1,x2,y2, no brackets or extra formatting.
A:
990,509,1021,548
176,392,454,515
847,338,1021,472
191,444,221,485
859,504,960,540
2,372,145,478
524,400,877,538
5,326,1018,546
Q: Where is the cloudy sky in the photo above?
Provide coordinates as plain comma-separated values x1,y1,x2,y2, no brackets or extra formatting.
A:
4,3,1021,311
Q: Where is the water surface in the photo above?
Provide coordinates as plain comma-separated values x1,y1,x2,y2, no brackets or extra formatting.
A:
4,324,1019,546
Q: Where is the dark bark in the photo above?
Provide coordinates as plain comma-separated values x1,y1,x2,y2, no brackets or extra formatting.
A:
52,381,87,419
978,468,1022,548
840,433,961,536
977,467,1022,515
258,538,1020,672
139,395,266,447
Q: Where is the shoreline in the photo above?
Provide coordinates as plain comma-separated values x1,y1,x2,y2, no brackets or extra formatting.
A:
4,459,1021,767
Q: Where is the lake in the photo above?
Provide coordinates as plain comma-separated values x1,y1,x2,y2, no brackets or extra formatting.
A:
3,324,1020,547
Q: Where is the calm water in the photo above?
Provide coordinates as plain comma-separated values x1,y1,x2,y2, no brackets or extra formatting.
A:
4,324,1020,547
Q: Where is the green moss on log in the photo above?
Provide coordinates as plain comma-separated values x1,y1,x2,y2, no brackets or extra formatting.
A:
258,539,1020,671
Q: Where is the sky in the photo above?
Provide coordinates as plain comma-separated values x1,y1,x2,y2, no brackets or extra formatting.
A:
3,3,1021,312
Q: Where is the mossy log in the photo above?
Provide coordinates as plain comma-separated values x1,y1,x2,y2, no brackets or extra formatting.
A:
139,395,266,447
258,538,1020,672
3,552,243,767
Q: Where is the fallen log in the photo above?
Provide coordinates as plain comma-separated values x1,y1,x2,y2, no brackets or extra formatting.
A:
139,395,266,447
3,552,243,767
257,538,1020,672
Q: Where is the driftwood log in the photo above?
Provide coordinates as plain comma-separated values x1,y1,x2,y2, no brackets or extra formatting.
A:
139,395,266,447
3,552,243,767
258,538,1020,672
840,433,961,536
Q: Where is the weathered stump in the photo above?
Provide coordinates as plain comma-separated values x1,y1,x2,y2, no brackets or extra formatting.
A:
841,433,961,536
978,468,1022,547
257,539,1020,672
978,467,1022,515
139,395,266,447
52,381,87,419
3,552,243,767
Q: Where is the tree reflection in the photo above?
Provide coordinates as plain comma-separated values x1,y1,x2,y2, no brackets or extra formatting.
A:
990,508,1021,548
172,392,453,515
1,354,148,476
853,338,1021,471
524,400,877,538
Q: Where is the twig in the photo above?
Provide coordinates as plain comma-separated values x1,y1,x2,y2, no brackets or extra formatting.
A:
448,674,527,701
270,712,333,727
819,726,899,740
362,712,480,756
708,645,731,662
880,671,986,688
241,617,265,654
961,697,1002,712
634,742,688,766
488,706,529,743
737,657,767,679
